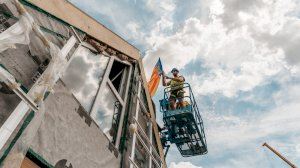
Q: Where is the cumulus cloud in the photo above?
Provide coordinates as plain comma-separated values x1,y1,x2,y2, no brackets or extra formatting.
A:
68,0,300,167
200,81,300,167
143,0,299,97
144,17,204,74
141,1,300,166
169,162,202,168
207,102,300,152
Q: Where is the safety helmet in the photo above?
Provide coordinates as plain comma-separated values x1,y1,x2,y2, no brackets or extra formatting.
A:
171,68,179,73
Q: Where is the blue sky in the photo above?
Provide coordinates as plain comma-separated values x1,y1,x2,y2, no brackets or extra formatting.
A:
69,0,300,167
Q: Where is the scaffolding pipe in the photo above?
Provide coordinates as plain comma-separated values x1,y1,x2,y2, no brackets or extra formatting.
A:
262,142,297,168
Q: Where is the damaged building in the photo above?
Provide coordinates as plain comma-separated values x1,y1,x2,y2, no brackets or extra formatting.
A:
0,0,166,167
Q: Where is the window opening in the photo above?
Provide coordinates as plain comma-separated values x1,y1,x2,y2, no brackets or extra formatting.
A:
109,60,127,94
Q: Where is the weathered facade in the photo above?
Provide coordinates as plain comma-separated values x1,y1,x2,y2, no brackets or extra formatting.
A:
0,0,165,168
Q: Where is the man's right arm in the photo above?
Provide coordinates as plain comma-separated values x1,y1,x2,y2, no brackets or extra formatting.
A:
162,72,170,86
162,73,167,86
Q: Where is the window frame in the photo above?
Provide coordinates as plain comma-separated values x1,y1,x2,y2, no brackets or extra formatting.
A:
59,43,133,147
85,53,132,146
61,46,111,113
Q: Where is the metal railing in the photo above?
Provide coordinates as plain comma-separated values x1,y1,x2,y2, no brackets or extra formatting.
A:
161,83,207,150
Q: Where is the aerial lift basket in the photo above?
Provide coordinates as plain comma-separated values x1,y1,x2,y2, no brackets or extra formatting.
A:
160,83,207,157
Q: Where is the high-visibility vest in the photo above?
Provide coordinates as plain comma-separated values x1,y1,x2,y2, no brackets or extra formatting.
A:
170,76,184,91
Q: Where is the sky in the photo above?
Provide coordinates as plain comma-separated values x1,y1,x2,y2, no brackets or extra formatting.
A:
69,0,300,167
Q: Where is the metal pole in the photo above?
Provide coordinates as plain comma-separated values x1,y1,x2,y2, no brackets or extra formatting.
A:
262,142,297,168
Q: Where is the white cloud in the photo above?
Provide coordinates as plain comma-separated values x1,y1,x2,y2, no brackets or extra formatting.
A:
200,80,300,167
169,162,202,168
68,1,300,166
146,0,175,13
165,66,299,167
296,144,300,157
144,17,204,76
126,21,144,40
209,0,224,16
207,102,300,152
143,0,300,97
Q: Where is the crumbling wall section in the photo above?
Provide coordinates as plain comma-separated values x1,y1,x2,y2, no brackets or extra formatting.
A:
28,81,120,168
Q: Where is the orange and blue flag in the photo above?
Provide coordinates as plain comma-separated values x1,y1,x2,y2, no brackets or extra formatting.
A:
148,58,163,97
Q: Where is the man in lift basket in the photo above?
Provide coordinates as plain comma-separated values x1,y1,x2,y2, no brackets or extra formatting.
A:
162,68,186,110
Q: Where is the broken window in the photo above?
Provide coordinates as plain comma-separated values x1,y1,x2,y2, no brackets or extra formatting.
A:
61,47,109,112
62,48,132,143
89,57,131,143
108,60,129,98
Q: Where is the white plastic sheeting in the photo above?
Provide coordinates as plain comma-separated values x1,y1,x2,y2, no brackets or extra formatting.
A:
0,13,33,53
1,42,66,167
1,39,74,167
29,43,66,103
0,2,74,167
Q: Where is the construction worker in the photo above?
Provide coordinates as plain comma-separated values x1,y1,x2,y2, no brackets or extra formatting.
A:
162,68,185,110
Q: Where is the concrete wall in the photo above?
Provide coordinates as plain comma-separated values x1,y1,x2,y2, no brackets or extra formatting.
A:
29,81,120,168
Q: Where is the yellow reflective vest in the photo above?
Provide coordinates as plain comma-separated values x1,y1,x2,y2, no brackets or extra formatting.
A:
169,76,184,91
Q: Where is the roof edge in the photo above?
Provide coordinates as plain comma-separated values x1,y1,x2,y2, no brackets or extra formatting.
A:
26,0,140,60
